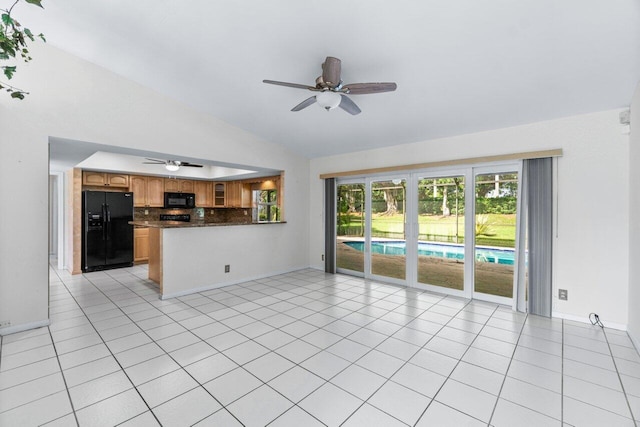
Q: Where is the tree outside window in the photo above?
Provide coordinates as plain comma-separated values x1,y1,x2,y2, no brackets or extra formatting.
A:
253,189,279,222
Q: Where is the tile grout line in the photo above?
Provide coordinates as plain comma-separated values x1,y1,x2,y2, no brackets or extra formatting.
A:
601,326,638,426
46,326,80,426
561,319,564,425
82,269,248,426
415,303,502,426
54,269,164,426
486,311,529,426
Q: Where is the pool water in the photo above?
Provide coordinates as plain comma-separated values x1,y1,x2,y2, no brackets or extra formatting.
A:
343,241,515,265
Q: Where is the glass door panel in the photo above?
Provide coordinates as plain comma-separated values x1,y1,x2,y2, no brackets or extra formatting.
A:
474,172,518,298
417,176,465,291
336,183,365,273
370,179,406,280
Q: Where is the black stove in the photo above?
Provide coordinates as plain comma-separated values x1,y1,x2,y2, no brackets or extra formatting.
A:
159,214,191,222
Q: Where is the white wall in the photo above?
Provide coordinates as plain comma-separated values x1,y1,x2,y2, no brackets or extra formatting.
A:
161,224,303,298
0,44,310,334
628,83,640,345
310,110,630,326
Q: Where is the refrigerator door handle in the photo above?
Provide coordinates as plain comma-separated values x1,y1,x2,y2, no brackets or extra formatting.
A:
105,204,111,240
102,204,107,241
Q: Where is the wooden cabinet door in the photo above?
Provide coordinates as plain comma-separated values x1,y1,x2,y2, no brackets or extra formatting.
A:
107,173,129,187
180,179,194,193
83,171,107,186
239,183,252,208
83,171,129,187
226,182,239,207
134,228,149,263
147,177,164,207
164,179,181,192
194,181,213,207
130,176,147,207
213,182,226,207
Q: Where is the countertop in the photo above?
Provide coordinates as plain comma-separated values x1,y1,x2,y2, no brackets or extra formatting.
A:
129,220,286,229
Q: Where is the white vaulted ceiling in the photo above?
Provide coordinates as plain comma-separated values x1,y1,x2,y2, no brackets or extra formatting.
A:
18,0,640,158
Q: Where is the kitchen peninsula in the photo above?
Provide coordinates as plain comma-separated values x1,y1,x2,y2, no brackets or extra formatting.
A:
129,219,286,298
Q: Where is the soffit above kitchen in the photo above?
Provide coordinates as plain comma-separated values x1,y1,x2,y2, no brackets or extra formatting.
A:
49,137,279,180
21,1,640,158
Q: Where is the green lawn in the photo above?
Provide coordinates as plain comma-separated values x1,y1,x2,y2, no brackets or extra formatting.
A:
338,213,516,248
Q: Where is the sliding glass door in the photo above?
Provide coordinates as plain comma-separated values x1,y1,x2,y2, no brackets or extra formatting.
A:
473,169,519,303
335,162,521,305
416,174,466,292
336,182,365,274
370,178,407,281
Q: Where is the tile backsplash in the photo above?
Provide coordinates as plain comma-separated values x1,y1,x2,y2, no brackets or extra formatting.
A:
133,207,252,224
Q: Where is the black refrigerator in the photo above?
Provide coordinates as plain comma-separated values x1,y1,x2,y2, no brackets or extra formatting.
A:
82,191,134,272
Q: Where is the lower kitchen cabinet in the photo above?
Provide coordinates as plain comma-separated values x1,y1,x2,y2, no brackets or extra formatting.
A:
134,227,149,263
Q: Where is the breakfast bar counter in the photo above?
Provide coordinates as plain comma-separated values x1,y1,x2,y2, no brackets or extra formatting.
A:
128,220,287,298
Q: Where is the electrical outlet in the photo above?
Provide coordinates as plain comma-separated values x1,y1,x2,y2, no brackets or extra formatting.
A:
558,289,568,301
211,210,215,214
144,209,149,215
0,320,11,328
225,265,230,273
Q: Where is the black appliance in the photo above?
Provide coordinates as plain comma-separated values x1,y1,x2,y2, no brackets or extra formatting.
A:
82,191,134,272
164,192,196,209
159,214,191,222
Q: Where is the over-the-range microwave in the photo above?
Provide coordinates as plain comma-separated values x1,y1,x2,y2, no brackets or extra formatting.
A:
164,192,196,209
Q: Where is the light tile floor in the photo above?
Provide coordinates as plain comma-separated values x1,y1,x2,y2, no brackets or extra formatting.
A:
1,264,640,426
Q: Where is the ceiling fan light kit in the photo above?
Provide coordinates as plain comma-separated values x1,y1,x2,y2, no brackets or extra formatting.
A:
263,56,397,115
143,158,204,171
316,91,342,110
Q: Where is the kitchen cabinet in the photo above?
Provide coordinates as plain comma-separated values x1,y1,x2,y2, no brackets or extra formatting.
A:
134,227,149,263
213,182,226,207
83,171,129,188
226,181,252,208
130,175,164,207
164,178,194,193
194,180,213,207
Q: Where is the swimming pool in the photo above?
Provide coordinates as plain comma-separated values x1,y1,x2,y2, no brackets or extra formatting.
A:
343,241,515,265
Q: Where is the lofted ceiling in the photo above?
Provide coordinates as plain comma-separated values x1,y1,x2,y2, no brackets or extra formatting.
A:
18,0,640,159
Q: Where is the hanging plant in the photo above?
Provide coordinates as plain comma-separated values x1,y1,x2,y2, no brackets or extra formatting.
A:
1,0,45,99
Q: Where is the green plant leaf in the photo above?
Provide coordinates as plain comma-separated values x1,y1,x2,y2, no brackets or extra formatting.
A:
24,0,44,8
10,91,25,99
1,13,13,25
3,65,16,79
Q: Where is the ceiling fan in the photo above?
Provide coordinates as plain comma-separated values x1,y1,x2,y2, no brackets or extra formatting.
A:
263,56,397,115
143,158,203,172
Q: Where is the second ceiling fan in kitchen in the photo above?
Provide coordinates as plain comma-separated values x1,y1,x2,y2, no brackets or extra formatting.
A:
143,158,203,172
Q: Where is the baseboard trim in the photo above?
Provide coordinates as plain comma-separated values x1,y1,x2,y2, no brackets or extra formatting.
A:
552,311,627,331
160,265,310,300
0,319,51,336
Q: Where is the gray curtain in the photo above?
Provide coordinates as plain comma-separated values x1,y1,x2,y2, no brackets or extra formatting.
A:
526,158,553,317
324,178,336,273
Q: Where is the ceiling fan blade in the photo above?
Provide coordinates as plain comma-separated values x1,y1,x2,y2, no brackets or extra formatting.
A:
343,82,397,95
339,94,361,115
143,158,166,164
322,57,342,88
291,96,317,112
263,80,316,90
181,162,203,168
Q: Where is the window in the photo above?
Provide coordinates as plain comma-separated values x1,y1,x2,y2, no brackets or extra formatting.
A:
253,189,279,222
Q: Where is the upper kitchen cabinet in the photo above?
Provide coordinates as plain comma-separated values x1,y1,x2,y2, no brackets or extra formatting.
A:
83,171,129,188
226,182,252,208
194,180,213,207
130,175,164,207
213,182,226,207
165,178,194,193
